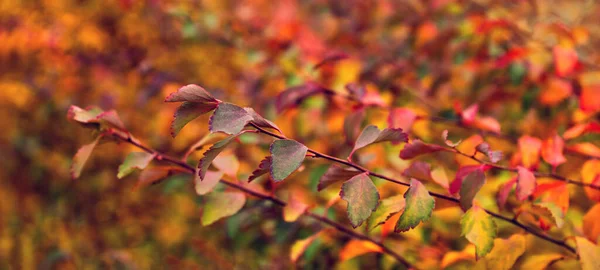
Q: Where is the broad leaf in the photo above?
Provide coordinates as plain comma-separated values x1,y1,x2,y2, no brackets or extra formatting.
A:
136,166,183,189
290,234,319,263
275,83,323,112
71,136,102,179
248,156,272,182
541,134,566,169
170,101,217,137
201,191,246,226
475,142,503,163
367,195,405,231
339,240,383,262
198,135,236,180
388,108,417,133
461,205,496,259
213,154,239,177
270,139,308,181
195,170,224,195
450,165,484,194
518,135,542,168
68,106,126,131
516,166,536,201
533,201,565,228
474,234,526,269
399,140,446,159
583,203,600,243
349,125,408,158
164,84,218,104
581,160,600,202
402,161,435,183
318,166,362,191
117,152,155,179
459,169,486,211
497,179,516,208
343,109,365,144
395,179,435,232
575,237,600,270
209,102,254,135
244,107,283,134
340,173,380,228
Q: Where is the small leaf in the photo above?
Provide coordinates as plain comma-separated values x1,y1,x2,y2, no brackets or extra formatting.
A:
343,108,365,144
553,46,578,77
581,160,600,201
388,108,417,133
339,240,383,262
395,179,435,232
71,136,102,179
291,234,319,263
476,142,503,163
201,191,246,226
474,234,526,269
213,154,239,177
244,107,283,134
136,166,182,189
516,166,536,201
164,84,218,104
575,237,600,270
459,169,486,211
367,195,405,231
314,51,349,70
283,196,308,222
583,203,600,243
195,170,224,195
270,139,308,182
117,152,155,179
170,101,218,137
198,135,236,180
518,135,542,168
209,103,254,135
567,143,600,159
442,130,462,147
533,201,565,228
276,83,324,112
461,104,479,124
340,173,380,228
399,140,445,159
67,106,127,131
402,161,435,183
349,125,408,158
461,204,497,259
248,156,272,182
317,165,362,191
541,134,566,169
497,179,516,208
450,165,484,194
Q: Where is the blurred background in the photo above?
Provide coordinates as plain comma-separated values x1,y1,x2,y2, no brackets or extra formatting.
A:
2,0,600,269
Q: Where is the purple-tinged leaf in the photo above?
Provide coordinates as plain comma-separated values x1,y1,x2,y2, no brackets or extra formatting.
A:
450,165,485,194
201,191,246,226
516,166,536,201
497,179,516,208
402,161,435,183
399,140,446,160
476,142,503,163
442,130,462,147
171,101,218,137
198,135,236,180
195,170,224,195
117,152,156,179
248,156,272,182
340,173,380,228
209,103,253,135
270,139,308,181
67,106,127,131
275,83,324,112
343,108,365,145
395,179,435,232
244,107,283,134
164,84,218,104
459,170,486,211
318,165,362,191
71,136,102,179
349,125,408,158
135,166,183,190
388,108,417,133
314,52,349,70
345,83,366,100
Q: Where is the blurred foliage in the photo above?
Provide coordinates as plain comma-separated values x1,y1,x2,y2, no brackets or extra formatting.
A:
2,0,600,269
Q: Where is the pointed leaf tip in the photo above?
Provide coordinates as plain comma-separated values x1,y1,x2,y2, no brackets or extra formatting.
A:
117,152,155,179
395,179,435,232
165,84,218,103
459,169,486,211
340,173,380,228
461,205,496,259
170,101,218,137
349,125,408,158
400,140,445,160
71,136,102,179
209,103,254,135
270,139,308,182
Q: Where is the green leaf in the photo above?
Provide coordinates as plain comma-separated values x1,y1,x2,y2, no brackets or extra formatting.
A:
459,169,486,211
395,179,435,232
269,139,308,181
317,165,362,191
349,125,408,158
367,195,405,231
576,236,600,270
198,135,236,180
195,170,224,195
340,173,380,228
164,84,218,104
209,103,254,135
71,136,102,179
461,205,496,259
170,101,218,137
201,191,246,226
117,152,155,179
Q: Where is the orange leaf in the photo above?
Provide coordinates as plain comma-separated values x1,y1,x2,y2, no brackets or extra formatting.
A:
567,143,600,159
533,182,569,214
388,108,417,132
517,135,542,169
553,46,578,77
581,160,600,202
339,239,383,261
580,84,600,113
541,134,566,169
583,204,600,242
539,78,572,106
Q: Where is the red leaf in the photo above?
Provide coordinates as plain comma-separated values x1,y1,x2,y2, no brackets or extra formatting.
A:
399,140,446,160
516,166,536,201
497,179,516,208
402,161,435,183
553,46,578,77
450,165,485,195
541,134,566,169
388,108,417,133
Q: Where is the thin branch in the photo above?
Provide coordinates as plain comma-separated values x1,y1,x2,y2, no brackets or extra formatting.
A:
249,124,577,255
107,130,413,268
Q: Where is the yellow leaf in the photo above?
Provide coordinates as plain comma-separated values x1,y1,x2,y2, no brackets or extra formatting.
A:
474,234,526,270
583,204,600,243
339,239,383,261
290,234,318,263
576,237,600,270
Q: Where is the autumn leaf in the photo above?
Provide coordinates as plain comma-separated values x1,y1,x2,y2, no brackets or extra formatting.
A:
283,196,308,222
475,142,503,163
248,156,272,182
340,173,380,228
583,203,600,242
516,166,536,201
209,103,254,135
442,130,462,147
553,46,578,77
450,165,485,195
575,237,600,270
198,135,236,180
388,108,417,133
348,125,408,159
517,135,542,168
317,165,362,191
164,84,218,104
474,234,526,269
539,77,572,106
541,134,566,169
201,192,246,226
461,205,497,259
395,179,435,232
67,106,127,131
343,108,365,144
581,160,600,201
71,136,102,179
566,143,600,159
270,139,308,182
399,140,446,160
339,240,382,261
459,169,486,211
533,201,565,228
212,154,239,177
563,122,600,140
244,107,283,134
497,179,516,208
402,161,435,183
533,182,569,215
367,195,405,231
275,83,324,112
136,166,183,189
290,234,319,263
195,170,223,195
170,101,217,137
518,253,565,270
117,152,155,179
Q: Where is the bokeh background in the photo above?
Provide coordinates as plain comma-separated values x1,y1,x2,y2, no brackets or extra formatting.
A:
2,0,600,269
